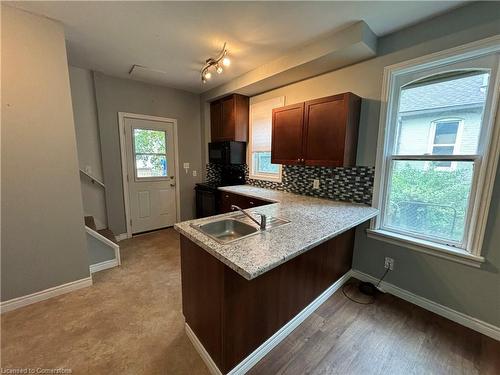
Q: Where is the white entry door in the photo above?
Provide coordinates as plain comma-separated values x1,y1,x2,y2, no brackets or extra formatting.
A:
124,117,177,234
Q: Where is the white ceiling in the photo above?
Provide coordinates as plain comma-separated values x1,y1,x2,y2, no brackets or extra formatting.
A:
8,1,468,93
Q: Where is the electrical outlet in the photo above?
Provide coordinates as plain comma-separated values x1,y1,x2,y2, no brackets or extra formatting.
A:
384,257,395,270
313,179,320,189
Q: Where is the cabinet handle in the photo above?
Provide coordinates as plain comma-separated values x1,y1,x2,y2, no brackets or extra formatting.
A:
249,201,254,205
225,195,229,198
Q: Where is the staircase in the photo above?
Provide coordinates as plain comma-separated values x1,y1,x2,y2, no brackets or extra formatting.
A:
84,216,118,244
85,216,121,274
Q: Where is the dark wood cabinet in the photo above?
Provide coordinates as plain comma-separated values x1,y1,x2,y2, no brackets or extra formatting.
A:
210,94,249,142
180,229,355,373
271,103,305,165
271,92,361,167
219,192,272,213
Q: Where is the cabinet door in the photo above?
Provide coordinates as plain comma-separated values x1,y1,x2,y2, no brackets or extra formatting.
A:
219,192,233,213
221,96,236,140
210,101,223,142
303,95,346,166
271,103,305,165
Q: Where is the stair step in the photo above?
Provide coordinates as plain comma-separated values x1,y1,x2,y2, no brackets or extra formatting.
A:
98,229,118,244
84,216,97,230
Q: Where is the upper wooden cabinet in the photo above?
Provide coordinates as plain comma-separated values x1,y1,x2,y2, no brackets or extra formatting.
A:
271,92,361,167
271,103,305,165
210,94,249,142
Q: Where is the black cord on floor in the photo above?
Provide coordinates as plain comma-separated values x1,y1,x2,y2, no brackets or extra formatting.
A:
341,282,374,304
342,268,391,305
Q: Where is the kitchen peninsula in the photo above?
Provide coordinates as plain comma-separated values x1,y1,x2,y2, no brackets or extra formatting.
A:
174,185,378,374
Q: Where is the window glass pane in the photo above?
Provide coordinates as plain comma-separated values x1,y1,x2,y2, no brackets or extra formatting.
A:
432,146,454,155
395,72,489,155
384,160,474,243
253,152,279,174
434,121,459,144
134,129,166,154
135,154,167,178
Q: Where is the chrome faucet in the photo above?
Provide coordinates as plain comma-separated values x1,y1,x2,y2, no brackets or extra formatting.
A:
231,205,267,230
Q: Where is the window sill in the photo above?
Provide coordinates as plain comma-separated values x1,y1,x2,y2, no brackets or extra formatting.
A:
248,174,282,184
366,229,485,268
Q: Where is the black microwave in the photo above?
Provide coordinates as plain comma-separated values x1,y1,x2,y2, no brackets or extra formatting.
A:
208,141,246,165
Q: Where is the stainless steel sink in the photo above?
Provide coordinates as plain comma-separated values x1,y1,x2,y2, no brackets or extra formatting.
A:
191,214,290,244
194,218,259,244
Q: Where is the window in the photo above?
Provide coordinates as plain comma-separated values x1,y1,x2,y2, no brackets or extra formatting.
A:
248,97,285,182
370,40,500,266
133,128,168,179
427,119,463,169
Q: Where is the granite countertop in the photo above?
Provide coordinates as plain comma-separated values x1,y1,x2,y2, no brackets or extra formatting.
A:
174,185,378,280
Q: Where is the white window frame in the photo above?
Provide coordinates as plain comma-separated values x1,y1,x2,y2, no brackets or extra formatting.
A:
248,97,285,183
425,118,464,171
368,36,500,267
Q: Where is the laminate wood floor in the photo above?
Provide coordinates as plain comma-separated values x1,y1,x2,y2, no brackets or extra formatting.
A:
249,282,500,375
2,229,498,375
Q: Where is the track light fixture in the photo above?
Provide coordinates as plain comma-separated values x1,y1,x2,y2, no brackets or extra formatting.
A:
201,42,230,83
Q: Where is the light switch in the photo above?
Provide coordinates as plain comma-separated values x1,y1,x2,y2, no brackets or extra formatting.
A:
183,162,190,169
192,170,197,177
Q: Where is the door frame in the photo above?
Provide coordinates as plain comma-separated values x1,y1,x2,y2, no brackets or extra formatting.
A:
118,112,181,237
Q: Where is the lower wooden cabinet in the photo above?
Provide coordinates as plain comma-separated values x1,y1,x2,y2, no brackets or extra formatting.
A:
219,192,272,213
180,229,355,373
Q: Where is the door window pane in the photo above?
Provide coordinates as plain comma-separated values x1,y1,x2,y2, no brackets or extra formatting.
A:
134,129,166,154
384,160,474,243
133,128,168,179
395,72,489,155
135,155,167,178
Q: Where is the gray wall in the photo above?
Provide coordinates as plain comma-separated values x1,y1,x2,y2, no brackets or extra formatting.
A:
202,2,500,326
1,6,90,301
93,73,202,235
87,234,116,265
69,66,108,230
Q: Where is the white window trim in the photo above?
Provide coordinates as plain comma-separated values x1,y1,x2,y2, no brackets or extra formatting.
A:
248,97,285,183
370,35,500,267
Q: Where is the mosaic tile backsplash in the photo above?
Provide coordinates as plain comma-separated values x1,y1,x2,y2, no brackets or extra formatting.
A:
207,163,375,205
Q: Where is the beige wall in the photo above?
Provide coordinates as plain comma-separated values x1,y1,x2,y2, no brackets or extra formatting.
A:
69,66,108,230
1,6,90,300
93,73,203,235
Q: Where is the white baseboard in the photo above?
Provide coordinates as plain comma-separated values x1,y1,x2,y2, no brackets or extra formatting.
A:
115,233,130,242
0,277,93,314
185,271,353,375
90,258,119,274
351,269,500,341
186,323,223,375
